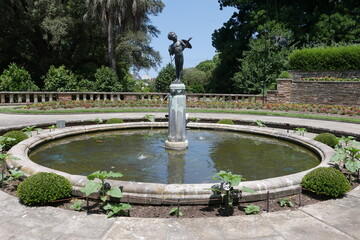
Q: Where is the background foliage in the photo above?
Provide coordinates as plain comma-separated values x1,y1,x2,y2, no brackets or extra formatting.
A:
211,0,360,93
288,45,360,71
1,0,359,93
0,0,163,91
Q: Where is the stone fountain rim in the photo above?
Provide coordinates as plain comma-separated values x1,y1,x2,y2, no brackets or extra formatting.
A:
7,122,334,204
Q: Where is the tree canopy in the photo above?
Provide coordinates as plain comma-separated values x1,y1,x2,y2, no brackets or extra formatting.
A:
0,0,163,90
211,0,360,93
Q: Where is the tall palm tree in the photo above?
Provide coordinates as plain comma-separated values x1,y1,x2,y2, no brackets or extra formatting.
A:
86,0,163,72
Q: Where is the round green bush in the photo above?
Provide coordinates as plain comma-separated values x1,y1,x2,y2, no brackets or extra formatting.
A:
105,118,124,124
217,119,234,125
314,133,339,148
302,167,351,198
278,71,291,78
2,130,28,151
17,172,72,205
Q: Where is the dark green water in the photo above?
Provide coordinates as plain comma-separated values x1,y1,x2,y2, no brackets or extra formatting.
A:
29,129,320,184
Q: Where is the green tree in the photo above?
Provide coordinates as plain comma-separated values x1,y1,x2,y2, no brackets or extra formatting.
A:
154,63,175,92
85,0,164,72
94,66,123,92
195,59,216,92
232,23,294,94
196,60,216,77
43,65,78,91
312,13,360,45
117,31,161,72
0,0,106,87
0,63,39,91
183,68,207,93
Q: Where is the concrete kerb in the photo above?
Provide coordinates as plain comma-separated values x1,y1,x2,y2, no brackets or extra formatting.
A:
7,121,334,205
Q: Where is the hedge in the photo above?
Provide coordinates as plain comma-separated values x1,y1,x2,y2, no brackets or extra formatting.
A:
288,45,360,71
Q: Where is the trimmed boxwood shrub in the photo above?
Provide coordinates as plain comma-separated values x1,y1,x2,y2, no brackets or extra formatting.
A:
314,133,339,148
217,119,234,125
302,167,351,198
2,130,28,151
105,118,124,124
17,172,72,205
278,71,291,78
288,45,360,71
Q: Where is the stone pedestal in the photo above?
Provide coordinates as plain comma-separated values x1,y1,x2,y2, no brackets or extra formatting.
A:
165,82,188,150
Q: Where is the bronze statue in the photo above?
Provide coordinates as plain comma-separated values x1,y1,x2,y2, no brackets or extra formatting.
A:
168,32,192,82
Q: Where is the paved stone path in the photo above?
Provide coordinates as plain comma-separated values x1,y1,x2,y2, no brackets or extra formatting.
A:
0,112,359,239
1,112,359,136
1,188,359,240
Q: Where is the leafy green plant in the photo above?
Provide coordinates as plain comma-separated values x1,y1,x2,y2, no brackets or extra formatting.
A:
301,167,351,198
43,65,77,91
48,125,57,131
80,171,130,218
169,207,184,217
216,119,234,125
81,171,123,202
70,199,85,211
35,128,43,135
212,171,255,208
103,203,132,218
189,117,200,122
92,118,103,124
332,147,360,174
105,118,124,124
0,137,19,186
0,136,16,151
255,120,266,127
343,147,360,174
278,198,294,207
0,63,39,91
295,128,307,136
21,125,36,136
17,172,72,205
244,204,260,215
143,114,155,122
336,136,360,150
314,133,339,148
331,136,360,177
2,131,28,151
94,66,123,92
7,169,24,181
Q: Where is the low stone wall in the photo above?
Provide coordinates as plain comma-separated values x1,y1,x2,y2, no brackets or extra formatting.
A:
267,79,292,104
267,71,360,106
291,81,360,106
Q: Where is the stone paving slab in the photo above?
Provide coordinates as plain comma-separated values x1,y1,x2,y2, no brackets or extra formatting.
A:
262,210,356,240
300,195,360,239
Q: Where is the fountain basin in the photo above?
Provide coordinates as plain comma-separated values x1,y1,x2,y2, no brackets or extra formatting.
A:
7,122,334,204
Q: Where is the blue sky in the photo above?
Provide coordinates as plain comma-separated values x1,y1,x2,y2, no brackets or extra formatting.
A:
138,0,236,78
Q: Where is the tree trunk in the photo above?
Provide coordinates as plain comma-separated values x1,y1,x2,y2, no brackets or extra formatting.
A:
107,11,117,72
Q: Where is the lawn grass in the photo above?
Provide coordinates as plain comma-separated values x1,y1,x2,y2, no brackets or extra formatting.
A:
0,106,359,123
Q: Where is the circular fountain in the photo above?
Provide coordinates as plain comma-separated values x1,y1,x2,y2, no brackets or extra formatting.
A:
7,122,334,205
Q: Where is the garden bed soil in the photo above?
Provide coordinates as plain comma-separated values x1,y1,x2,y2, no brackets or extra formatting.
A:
1,165,358,218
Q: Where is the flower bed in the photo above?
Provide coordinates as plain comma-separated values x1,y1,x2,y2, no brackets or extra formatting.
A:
21,100,360,116
301,77,360,82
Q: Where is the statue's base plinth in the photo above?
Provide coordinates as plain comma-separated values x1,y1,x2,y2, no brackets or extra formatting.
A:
165,140,188,150
166,82,187,150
